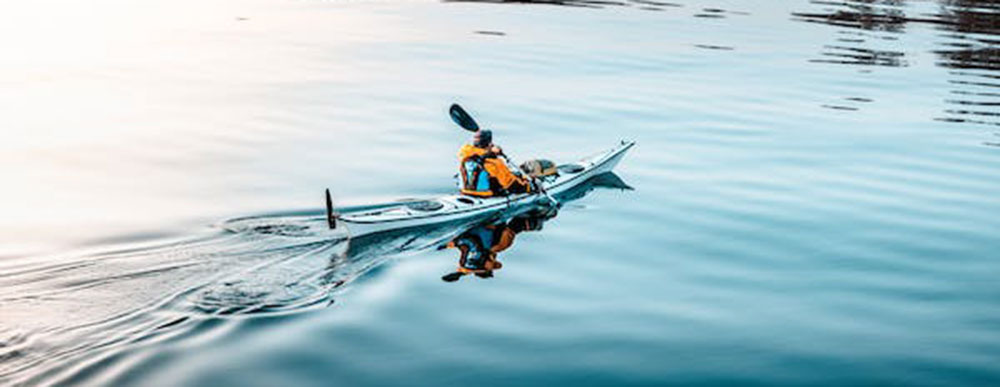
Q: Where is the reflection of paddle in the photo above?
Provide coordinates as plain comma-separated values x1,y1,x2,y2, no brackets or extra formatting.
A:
441,272,466,282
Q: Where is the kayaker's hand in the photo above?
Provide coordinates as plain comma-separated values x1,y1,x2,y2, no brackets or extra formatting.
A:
491,145,503,155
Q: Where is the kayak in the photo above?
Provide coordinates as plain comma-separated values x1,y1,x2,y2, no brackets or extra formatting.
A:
329,140,635,238
330,140,634,238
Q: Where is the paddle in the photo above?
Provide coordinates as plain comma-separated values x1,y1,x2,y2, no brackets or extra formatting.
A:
450,103,507,161
441,271,466,282
449,103,479,132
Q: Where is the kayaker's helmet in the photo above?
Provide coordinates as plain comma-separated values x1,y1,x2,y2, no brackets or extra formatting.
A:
473,129,492,148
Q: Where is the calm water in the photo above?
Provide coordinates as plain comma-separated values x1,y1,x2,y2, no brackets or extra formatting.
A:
2,0,1000,385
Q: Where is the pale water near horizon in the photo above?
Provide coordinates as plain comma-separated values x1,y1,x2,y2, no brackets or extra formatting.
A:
1,0,999,385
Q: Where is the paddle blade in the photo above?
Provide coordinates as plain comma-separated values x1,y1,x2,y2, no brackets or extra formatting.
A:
325,189,338,229
449,104,479,132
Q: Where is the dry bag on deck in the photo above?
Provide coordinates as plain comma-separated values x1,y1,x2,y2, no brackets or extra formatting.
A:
519,159,558,178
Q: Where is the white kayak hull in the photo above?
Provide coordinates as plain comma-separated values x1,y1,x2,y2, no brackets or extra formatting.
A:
337,140,635,238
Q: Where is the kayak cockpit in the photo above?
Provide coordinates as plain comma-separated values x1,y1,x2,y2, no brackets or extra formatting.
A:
406,200,445,212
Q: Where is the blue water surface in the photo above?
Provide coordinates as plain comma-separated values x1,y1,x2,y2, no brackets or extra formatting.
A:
1,0,999,385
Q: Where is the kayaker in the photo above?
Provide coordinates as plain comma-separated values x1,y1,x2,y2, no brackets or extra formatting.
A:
458,129,532,197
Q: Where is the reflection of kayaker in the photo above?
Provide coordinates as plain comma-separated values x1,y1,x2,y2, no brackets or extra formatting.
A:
441,214,550,282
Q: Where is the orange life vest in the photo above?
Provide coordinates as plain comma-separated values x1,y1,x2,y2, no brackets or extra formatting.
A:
457,144,529,197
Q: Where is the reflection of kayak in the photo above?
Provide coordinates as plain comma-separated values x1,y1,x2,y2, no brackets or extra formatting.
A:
329,140,635,238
